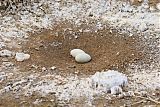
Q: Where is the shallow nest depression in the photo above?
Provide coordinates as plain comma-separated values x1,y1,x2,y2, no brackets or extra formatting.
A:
18,21,144,75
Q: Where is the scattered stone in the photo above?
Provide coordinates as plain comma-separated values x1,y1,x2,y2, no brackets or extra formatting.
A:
152,93,156,96
34,47,40,51
33,99,43,105
109,29,113,34
4,86,12,92
140,91,148,97
31,64,39,69
138,23,148,32
118,91,134,98
74,35,78,39
0,72,7,82
118,93,125,98
79,29,83,32
0,49,13,57
75,53,91,63
23,35,29,39
50,41,62,47
2,62,14,67
149,6,156,12
110,86,123,95
70,49,85,57
68,65,76,68
42,67,47,72
51,66,56,70
156,3,160,10
7,73,14,78
15,95,20,99
18,42,22,45
122,91,135,97
0,0,159,105
116,52,120,55
15,52,30,61
127,91,135,96
74,71,79,74
0,42,5,49
2,58,9,62
143,4,149,9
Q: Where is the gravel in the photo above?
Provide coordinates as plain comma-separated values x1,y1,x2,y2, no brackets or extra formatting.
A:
0,49,13,57
0,0,159,106
0,70,127,104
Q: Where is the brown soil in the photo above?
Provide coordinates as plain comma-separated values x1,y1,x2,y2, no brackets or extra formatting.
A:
15,21,144,75
1,0,159,106
0,93,57,107
0,13,158,107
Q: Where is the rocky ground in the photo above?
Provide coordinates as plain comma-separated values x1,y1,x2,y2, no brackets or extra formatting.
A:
0,0,160,107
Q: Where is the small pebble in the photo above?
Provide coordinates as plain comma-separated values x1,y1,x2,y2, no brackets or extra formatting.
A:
123,91,135,97
149,6,156,11
139,23,148,32
42,67,47,72
2,58,9,62
0,50,13,57
143,4,149,9
109,29,113,34
110,86,123,95
51,66,56,70
2,62,14,67
15,52,30,61
31,64,38,69
156,3,160,10
140,91,148,97
74,35,78,39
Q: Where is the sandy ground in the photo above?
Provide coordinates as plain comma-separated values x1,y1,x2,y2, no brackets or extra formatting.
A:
0,0,160,106
19,21,144,75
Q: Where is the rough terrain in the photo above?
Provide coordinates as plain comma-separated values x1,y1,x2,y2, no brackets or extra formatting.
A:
0,0,160,106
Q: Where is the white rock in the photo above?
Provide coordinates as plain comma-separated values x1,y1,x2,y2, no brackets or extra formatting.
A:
51,66,56,70
15,52,30,61
0,72,7,82
156,3,160,10
0,42,5,49
2,62,14,67
149,6,156,11
110,86,123,95
139,23,148,32
70,49,85,57
0,49,13,57
124,91,135,97
42,67,47,72
143,4,149,9
91,70,128,90
75,53,91,63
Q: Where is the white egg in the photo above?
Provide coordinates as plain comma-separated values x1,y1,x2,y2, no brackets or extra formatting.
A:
70,49,85,57
75,53,91,63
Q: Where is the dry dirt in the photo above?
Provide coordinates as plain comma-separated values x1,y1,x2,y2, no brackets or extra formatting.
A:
16,21,145,76
0,23,159,107
0,0,160,106
0,21,156,107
